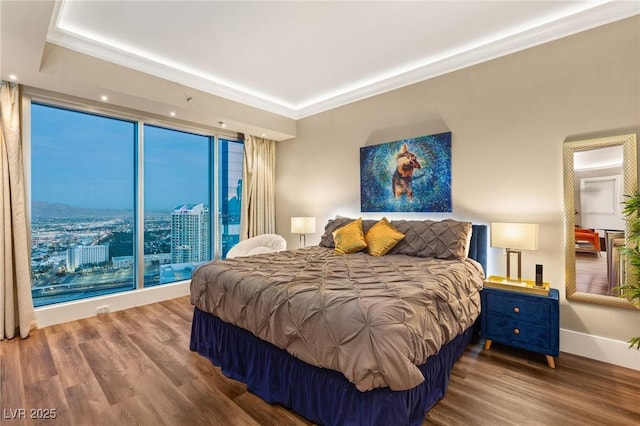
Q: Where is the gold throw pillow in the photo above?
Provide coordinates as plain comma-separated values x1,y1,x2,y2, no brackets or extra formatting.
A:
365,217,405,256
333,218,368,254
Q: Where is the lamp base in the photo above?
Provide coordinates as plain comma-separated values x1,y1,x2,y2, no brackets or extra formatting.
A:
505,249,522,282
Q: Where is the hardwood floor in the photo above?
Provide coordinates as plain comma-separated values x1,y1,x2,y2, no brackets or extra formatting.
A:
575,251,610,296
2,296,638,425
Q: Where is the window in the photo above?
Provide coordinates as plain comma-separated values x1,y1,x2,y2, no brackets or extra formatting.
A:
143,125,210,286
219,139,243,258
30,104,136,306
30,102,242,306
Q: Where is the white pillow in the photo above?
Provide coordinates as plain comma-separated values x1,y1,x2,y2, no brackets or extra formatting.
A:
247,246,277,256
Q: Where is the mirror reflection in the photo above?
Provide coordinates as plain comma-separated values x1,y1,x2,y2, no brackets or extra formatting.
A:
573,146,624,296
564,134,637,309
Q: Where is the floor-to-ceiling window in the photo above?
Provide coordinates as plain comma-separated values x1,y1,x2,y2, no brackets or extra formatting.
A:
29,101,242,307
143,125,210,286
30,104,136,306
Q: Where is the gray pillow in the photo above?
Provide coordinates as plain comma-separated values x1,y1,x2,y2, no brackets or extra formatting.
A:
387,219,472,259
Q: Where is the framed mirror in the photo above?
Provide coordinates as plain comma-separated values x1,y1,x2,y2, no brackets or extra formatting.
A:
564,133,637,308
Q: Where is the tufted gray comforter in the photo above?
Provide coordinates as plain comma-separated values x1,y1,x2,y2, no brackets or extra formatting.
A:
190,246,484,392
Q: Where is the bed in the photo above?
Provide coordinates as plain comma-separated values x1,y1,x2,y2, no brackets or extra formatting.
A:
190,218,487,425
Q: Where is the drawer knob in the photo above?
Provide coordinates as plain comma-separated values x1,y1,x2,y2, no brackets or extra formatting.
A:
513,328,520,335
513,307,520,313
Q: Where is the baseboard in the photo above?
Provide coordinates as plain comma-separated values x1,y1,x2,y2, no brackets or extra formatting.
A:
560,328,640,370
34,281,191,328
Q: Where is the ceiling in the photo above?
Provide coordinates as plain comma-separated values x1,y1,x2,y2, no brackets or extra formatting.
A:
574,145,623,171
43,0,640,120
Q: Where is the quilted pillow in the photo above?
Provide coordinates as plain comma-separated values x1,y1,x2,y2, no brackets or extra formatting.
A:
365,217,405,256
388,219,472,259
319,217,377,248
333,218,368,254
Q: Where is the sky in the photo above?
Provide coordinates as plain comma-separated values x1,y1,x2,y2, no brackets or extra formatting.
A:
31,103,241,212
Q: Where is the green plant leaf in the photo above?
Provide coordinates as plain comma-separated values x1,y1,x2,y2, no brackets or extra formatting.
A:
617,193,640,350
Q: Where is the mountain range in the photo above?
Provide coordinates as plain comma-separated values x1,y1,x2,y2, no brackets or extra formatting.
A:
31,201,133,218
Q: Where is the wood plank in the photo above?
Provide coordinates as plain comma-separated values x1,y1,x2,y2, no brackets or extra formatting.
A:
133,304,181,342
127,332,195,387
176,376,261,426
2,295,639,425
23,376,71,426
67,317,102,343
17,328,57,386
93,317,156,376
109,394,169,426
109,308,148,333
126,368,213,426
159,297,196,323
1,336,27,413
232,391,313,426
63,379,118,426
45,329,94,389
78,338,137,405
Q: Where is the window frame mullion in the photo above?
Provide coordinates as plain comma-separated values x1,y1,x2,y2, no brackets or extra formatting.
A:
212,135,219,259
135,121,145,289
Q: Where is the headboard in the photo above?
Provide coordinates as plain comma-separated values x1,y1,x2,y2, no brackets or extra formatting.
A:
318,217,488,273
469,224,488,273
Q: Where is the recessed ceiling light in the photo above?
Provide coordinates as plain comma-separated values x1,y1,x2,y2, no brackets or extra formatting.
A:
218,121,226,128
170,111,176,117
100,95,108,102
8,74,17,81
262,133,266,137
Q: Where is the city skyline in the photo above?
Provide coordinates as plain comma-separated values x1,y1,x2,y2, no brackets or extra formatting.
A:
30,102,243,306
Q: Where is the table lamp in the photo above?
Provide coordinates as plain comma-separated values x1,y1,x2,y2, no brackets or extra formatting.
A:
291,217,316,248
491,222,538,282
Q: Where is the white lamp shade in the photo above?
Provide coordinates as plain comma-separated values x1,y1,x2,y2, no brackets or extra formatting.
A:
491,222,538,250
291,217,316,234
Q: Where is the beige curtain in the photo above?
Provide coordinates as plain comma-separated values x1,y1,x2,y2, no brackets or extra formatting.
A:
1,81,36,340
240,135,276,239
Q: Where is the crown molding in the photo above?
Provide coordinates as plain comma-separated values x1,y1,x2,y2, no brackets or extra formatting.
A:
47,1,640,120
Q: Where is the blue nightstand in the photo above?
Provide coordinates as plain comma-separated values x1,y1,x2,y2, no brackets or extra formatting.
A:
481,285,559,368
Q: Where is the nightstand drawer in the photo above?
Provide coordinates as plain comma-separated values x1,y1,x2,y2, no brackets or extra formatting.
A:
485,291,550,323
485,315,551,350
481,287,559,364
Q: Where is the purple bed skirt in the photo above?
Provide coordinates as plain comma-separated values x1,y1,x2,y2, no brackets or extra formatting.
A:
190,307,476,426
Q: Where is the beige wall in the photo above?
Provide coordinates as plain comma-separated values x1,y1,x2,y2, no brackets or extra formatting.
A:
276,16,640,342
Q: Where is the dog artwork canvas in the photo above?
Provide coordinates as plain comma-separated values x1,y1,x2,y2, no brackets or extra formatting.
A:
360,132,452,212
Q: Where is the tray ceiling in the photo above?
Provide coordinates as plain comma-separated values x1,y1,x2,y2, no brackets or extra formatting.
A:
45,1,640,119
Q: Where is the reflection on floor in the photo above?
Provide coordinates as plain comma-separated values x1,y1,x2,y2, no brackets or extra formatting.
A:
575,251,609,296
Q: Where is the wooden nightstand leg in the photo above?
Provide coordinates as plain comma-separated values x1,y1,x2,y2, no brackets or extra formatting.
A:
546,355,555,369
484,339,492,350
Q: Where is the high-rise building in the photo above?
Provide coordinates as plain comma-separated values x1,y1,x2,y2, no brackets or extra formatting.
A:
66,244,109,271
171,203,209,263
